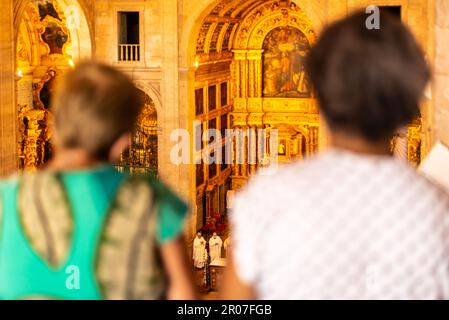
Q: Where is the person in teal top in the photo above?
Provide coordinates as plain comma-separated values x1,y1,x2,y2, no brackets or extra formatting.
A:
0,62,197,300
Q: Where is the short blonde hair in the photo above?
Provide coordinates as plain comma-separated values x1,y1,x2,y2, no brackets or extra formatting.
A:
52,62,143,160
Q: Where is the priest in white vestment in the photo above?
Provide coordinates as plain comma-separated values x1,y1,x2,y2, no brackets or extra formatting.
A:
209,232,223,262
193,232,207,269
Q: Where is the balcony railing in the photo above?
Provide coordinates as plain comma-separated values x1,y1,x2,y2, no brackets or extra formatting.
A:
118,44,140,62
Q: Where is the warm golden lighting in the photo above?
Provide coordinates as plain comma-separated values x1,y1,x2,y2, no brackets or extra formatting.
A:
17,69,23,79
68,59,75,68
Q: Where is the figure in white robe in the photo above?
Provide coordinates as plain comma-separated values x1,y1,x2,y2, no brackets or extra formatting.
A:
224,236,231,258
193,232,207,269
209,232,223,262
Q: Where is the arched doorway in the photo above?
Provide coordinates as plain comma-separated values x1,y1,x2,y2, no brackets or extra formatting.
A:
190,0,320,232
15,0,92,171
118,90,159,175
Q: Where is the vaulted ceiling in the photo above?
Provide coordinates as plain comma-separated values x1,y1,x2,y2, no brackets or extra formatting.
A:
195,0,272,55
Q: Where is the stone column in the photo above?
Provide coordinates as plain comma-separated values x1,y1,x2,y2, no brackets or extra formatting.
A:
160,0,192,208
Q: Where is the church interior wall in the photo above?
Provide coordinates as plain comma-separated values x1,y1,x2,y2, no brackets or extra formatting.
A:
0,0,448,240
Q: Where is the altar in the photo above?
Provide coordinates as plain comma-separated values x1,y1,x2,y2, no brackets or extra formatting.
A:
209,258,226,292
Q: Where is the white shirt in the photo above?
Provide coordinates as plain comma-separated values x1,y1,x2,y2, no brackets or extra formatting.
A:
231,149,449,299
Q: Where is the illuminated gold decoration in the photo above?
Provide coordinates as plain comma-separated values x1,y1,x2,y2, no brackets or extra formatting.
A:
228,0,319,189
407,119,422,167
119,91,158,174
192,0,319,226
16,0,75,171
18,104,52,171
233,0,316,50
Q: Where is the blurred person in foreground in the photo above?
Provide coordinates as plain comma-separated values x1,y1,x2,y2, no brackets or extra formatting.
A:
222,11,449,299
0,62,196,300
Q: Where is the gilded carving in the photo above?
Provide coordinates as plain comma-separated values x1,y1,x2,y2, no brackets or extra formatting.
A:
16,0,79,171
234,0,316,49
407,122,422,167
18,104,52,171
119,91,158,174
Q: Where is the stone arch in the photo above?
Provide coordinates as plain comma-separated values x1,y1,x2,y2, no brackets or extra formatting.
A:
119,88,159,174
134,81,162,173
134,81,163,118
182,0,327,68
233,0,317,50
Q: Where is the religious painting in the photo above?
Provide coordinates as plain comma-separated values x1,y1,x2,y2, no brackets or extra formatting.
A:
262,26,311,98
38,68,57,109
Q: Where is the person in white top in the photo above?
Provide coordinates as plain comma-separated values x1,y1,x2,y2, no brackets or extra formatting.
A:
192,232,207,269
222,11,449,300
209,232,223,262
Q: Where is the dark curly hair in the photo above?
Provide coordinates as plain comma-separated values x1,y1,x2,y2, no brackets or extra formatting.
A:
306,10,430,142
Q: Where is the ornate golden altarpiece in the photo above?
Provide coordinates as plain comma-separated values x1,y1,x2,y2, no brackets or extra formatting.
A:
197,0,423,190
118,91,159,175
229,0,320,190
16,0,72,170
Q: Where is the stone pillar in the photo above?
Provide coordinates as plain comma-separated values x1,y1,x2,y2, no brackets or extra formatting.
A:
160,0,192,202
0,0,17,176
434,0,449,146
162,0,196,237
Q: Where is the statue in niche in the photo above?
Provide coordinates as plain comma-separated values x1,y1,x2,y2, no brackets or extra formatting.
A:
41,22,68,55
33,0,61,21
21,68,59,170
38,68,57,109
262,26,311,98
278,140,287,156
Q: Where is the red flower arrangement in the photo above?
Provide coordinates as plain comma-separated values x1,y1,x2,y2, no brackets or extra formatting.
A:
201,212,228,235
